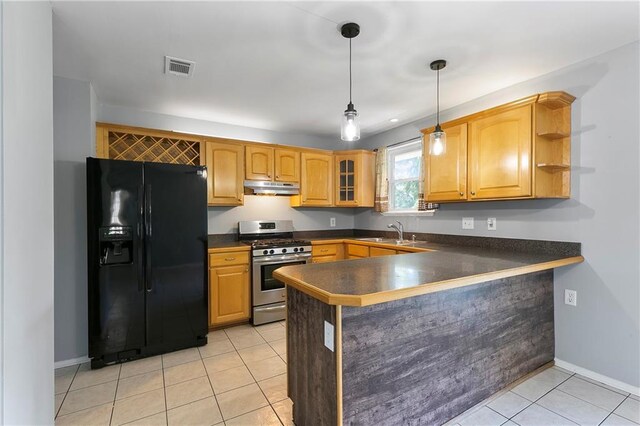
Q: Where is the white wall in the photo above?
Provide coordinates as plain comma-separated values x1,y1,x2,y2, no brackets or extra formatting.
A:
356,42,640,388
2,2,55,423
53,76,95,364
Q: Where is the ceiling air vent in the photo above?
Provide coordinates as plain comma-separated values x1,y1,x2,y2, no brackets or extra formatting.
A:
164,56,195,77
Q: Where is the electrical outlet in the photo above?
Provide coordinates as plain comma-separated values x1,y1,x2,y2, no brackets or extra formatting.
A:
565,289,577,306
330,217,336,227
462,217,474,230
324,321,334,351
487,217,497,231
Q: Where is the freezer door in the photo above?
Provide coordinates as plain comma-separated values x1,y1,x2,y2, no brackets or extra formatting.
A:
143,162,208,351
87,158,145,360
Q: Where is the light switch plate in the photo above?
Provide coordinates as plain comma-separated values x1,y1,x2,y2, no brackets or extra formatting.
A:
462,217,474,230
324,321,334,351
487,217,497,231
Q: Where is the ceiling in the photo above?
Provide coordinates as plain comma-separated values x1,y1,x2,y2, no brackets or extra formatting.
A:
52,1,639,139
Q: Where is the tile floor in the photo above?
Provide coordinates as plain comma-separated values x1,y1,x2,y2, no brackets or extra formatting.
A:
55,321,291,425
55,321,639,426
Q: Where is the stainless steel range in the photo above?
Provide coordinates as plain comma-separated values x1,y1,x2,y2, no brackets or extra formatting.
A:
238,220,311,325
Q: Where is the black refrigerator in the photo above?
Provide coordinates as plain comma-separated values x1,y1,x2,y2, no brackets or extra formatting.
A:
87,158,208,369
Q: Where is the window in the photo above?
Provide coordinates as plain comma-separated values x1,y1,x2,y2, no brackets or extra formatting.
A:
388,139,422,212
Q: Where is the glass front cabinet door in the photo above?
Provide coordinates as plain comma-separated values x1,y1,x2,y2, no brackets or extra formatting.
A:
334,151,375,207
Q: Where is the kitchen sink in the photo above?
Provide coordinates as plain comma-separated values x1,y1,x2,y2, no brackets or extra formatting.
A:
356,237,419,246
356,237,388,242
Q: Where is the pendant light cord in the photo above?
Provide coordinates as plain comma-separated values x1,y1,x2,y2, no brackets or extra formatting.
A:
349,38,353,104
436,68,440,125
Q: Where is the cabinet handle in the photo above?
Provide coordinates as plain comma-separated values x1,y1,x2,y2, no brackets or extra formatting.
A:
276,175,279,178
459,192,464,196
225,257,236,261
470,191,476,196
320,249,329,253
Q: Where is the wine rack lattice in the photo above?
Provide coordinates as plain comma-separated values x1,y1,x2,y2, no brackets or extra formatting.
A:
108,131,201,165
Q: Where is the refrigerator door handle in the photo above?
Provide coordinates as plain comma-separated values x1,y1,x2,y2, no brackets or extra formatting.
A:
145,183,153,292
137,185,145,292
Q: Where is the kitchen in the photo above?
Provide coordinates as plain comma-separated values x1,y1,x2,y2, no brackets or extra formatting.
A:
1,1,639,426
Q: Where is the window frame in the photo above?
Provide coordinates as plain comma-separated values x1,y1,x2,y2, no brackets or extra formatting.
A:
387,138,423,213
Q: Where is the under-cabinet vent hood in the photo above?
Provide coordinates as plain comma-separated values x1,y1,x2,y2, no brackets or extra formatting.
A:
244,180,299,196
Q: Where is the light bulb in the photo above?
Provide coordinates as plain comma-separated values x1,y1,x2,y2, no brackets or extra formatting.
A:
341,108,360,142
429,130,447,156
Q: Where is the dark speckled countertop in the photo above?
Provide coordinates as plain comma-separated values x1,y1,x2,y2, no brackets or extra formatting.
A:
273,243,583,307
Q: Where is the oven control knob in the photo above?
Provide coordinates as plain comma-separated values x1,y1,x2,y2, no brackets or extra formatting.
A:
293,247,298,252
299,247,304,252
263,250,268,255
282,248,287,253
269,249,274,254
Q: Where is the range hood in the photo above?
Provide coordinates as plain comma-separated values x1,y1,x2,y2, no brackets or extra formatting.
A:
244,180,300,196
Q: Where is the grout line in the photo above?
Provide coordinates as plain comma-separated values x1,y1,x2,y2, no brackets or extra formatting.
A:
161,354,168,426
108,365,122,425
555,387,621,415
54,364,81,419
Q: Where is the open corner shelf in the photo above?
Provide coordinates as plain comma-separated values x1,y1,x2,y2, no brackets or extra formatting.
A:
537,131,571,140
537,163,570,172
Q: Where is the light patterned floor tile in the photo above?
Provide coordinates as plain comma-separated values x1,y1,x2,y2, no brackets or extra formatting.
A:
615,397,640,423
228,332,266,350
459,406,507,426
56,374,74,395
487,391,531,418
575,374,630,397
216,383,269,420
70,363,121,391
162,348,201,369
111,388,166,425
167,396,223,425
124,411,167,426
258,374,287,404
512,403,578,426
558,376,627,411
272,398,293,426
59,380,117,416
163,359,206,386
116,370,164,400
538,389,609,425
165,376,213,410
601,413,639,425
225,406,281,426
254,322,283,334
257,327,285,342
202,351,244,375
199,339,236,359
209,365,255,394
268,339,286,356
631,394,639,401
246,356,286,381
55,365,80,377
512,367,571,401
207,330,230,342
237,344,277,364
55,402,113,426
120,356,163,379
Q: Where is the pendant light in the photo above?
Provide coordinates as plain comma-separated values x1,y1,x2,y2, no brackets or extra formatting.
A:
340,22,360,142
429,59,447,155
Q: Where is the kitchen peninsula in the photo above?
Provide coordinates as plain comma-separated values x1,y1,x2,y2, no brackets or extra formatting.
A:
274,239,583,425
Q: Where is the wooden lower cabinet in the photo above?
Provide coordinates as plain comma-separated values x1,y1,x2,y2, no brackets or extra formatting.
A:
346,244,369,259
209,250,250,327
370,246,396,257
312,243,343,263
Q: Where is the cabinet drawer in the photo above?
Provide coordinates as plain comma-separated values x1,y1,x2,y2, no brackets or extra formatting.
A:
313,255,337,264
209,251,250,267
370,247,396,257
312,244,338,257
347,244,369,258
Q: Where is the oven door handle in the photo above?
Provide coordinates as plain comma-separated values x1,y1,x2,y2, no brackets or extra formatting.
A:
253,254,311,264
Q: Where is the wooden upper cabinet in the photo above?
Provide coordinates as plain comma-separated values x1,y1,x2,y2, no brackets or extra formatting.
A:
245,146,274,181
295,152,334,206
334,151,375,207
424,123,468,202
468,104,532,200
274,148,300,182
205,141,244,206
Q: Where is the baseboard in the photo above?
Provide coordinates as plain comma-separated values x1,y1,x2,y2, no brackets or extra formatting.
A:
555,358,639,396
54,355,89,369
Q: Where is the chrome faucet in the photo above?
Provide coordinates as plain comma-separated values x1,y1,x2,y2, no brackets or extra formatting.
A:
388,221,404,242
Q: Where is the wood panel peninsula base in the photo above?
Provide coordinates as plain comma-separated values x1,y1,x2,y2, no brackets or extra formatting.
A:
276,245,583,425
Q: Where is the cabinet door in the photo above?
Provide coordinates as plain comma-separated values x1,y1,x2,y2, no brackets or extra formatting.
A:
209,265,250,326
245,146,274,181
370,246,396,257
205,142,244,206
346,244,369,258
274,149,300,182
300,152,334,206
469,105,532,199
335,155,357,206
425,123,468,202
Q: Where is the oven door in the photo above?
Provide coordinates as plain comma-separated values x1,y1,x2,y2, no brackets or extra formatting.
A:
252,254,311,306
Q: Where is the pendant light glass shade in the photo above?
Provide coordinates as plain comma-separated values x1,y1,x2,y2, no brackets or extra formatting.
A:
429,59,447,156
342,103,360,142
429,125,446,155
340,23,360,142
